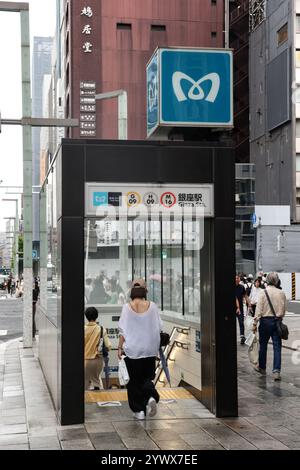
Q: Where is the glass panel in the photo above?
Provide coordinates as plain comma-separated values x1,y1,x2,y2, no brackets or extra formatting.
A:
162,219,182,313
296,120,300,138
277,23,288,46
297,15,300,33
132,220,146,281
46,162,58,326
296,155,300,172
183,220,201,319
145,220,162,308
85,218,131,306
296,50,300,68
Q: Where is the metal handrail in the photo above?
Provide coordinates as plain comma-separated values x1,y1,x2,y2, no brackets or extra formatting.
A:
154,328,190,386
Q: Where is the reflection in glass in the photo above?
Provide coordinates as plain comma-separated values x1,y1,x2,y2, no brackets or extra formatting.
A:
85,219,131,306
162,220,182,313
132,220,146,281
183,220,201,319
146,220,162,308
46,164,58,326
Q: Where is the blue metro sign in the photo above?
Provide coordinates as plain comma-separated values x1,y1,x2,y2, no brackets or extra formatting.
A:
160,48,233,127
146,47,233,136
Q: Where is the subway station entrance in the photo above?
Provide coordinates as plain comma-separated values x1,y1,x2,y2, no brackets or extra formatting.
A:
39,139,237,425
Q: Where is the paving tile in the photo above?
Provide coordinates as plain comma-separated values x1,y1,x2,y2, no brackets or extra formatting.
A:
89,432,125,447
122,437,159,450
0,433,28,446
195,419,257,450
61,439,94,450
158,440,194,450
58,428,89,441
147,429,180,441
28,426,58,437
93,442,127,450
85,422,115,434
0,444,29,450
1,415,26,425
139,420,170,431
180,430,222,446
0,424,27,435
29,436,61,450
113,422,148,438
0,408,26,417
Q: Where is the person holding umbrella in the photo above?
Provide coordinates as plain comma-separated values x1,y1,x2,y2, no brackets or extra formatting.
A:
117,279,162,420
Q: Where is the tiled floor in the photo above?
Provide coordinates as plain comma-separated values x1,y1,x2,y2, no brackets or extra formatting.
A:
1,336,300,450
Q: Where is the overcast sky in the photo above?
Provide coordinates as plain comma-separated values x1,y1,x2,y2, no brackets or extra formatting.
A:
0,0,56,231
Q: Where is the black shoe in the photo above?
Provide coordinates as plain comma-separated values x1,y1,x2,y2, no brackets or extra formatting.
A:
93,387,100,391
240,336,246,345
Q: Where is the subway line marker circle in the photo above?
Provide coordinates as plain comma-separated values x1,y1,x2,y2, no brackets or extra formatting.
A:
160,192,176,208
126,191,141,207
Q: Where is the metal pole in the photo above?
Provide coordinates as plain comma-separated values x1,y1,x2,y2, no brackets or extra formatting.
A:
20,7,33,347
118,91,127,140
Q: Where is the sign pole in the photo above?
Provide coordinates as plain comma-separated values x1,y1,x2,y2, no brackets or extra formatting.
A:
20,7,33,347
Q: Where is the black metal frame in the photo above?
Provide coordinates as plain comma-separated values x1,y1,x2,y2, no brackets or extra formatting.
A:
52,139,237,424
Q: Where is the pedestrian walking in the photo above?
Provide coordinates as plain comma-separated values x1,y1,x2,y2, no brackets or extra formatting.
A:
252,272,287,381
84,307,112,390
249,278,263,317
236,275,251,344
118,279,162,420
32,280,40,339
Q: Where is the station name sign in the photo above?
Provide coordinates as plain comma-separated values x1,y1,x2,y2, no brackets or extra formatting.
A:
85,183,214,218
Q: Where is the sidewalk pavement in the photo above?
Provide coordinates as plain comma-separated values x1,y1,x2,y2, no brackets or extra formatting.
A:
0,317,300,450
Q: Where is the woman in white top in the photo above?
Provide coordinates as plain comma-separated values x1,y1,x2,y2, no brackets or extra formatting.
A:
118,279,162,420
249,278,263,317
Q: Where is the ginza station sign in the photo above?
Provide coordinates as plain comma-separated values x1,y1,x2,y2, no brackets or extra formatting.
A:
85,183,214,218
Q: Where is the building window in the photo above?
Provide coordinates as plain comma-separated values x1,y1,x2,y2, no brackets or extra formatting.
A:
151,24,166,31
296,120,300,138
117,23,132,30
296,50,300,67
277,23,288,46
296,15,300,33
211,0,217,4
211,31,217,38
296,155,300,172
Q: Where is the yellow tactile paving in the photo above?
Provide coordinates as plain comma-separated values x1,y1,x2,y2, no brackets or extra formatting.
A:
85,387,193,403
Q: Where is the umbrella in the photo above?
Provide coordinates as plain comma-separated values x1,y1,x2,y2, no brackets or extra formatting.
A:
159,347,171,386
103,355,110,389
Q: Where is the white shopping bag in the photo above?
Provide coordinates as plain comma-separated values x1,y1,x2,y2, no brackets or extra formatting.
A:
118,356,129,386
245,332,255,347
245,314,254,334
248,333,259,365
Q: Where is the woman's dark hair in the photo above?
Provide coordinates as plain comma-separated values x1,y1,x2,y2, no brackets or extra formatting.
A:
130,286,147,300
254,278,262,288
85,306,98,322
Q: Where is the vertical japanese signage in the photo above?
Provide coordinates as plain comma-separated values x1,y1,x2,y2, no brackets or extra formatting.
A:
80,6,96,137
80,81,96,137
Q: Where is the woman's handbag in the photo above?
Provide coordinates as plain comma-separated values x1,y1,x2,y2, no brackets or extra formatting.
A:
264,290,289,340
118,356,129,386
99,326,109,358
160,331,170,347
